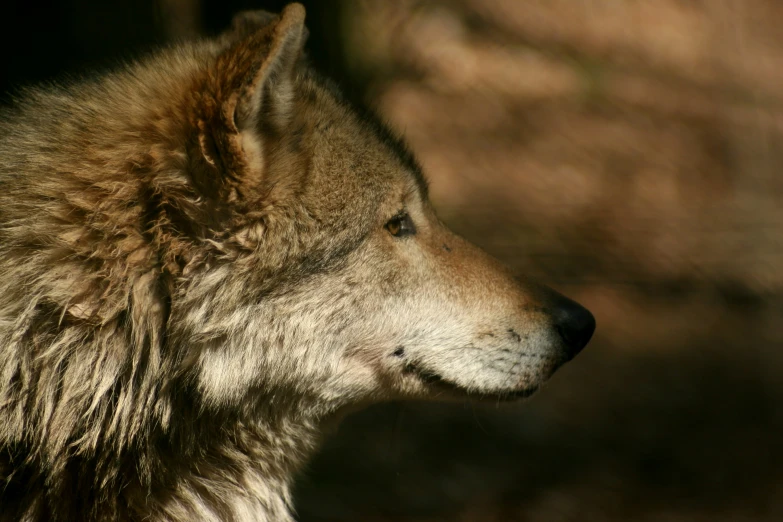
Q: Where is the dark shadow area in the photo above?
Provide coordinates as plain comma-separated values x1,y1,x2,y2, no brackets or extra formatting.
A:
0,1,355,103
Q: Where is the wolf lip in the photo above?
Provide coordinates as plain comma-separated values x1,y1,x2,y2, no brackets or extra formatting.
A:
404,363,537,400
404,363,444,384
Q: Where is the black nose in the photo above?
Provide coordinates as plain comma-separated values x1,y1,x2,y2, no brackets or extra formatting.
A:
551,295,596,359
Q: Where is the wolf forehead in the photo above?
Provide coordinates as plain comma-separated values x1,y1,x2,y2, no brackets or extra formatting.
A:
286,78,430,212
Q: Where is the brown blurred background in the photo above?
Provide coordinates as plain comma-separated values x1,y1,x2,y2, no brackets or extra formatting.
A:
3,1,782,520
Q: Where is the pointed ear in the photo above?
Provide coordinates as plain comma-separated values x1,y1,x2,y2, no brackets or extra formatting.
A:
227,5,307,131
227,9,302,41
192,3,306,200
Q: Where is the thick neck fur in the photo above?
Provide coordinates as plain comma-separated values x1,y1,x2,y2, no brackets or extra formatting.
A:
144,401,323,522
1,381,324,521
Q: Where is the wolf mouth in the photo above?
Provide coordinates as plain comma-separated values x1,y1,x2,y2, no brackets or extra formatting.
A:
403,363,538,401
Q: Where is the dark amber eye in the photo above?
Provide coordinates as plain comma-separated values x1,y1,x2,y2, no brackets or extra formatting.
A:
385,212,416,238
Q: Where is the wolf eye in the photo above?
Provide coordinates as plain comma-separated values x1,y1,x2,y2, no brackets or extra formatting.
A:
385,212,416,238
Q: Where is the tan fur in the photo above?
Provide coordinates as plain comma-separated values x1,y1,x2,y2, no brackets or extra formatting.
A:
0,4,594,521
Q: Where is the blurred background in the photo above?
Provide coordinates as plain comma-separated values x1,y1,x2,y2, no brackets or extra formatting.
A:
3,1,783,520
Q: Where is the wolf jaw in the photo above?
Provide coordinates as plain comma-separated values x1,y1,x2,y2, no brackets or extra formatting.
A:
0,4,594,521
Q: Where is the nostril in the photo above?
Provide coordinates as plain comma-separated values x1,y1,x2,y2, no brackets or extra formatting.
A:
553,301,596,359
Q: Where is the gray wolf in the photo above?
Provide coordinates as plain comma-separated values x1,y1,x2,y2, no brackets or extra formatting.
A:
0,4,595,521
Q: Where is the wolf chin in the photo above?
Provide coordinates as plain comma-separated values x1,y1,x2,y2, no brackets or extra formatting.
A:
0,4,595,521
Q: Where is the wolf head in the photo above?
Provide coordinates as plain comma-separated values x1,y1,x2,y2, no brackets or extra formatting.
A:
0,4,594,452
171,4,595,413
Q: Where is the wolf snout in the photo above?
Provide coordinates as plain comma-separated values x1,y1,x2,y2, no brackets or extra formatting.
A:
549,294,595,359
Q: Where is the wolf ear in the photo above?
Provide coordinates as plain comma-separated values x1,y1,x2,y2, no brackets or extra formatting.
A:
193,3,306,200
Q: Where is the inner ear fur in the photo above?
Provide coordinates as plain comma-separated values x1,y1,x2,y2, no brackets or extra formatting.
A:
191,3,306,201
